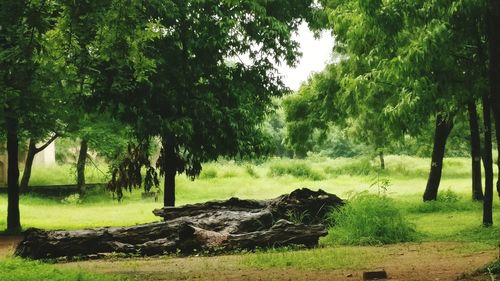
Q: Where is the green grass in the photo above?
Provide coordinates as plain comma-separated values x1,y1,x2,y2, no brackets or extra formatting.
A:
0,258,128,281
27,164,109,186
1,155,500,278
242,246,383,270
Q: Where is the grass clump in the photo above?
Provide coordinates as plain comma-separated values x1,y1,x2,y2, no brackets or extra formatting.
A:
406,189,477,214
0,258,128,281
199,167,218,179
268,162,324,181
324,192,416,245
323,157,374,176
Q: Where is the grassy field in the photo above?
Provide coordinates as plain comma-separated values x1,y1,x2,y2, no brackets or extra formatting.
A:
1,155,500,280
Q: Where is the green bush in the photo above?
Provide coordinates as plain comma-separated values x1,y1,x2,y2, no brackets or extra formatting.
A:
324,193,416,245
199,167,218,179
268,162,324,181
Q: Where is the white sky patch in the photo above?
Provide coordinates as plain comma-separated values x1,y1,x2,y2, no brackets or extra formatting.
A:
278,23,334,91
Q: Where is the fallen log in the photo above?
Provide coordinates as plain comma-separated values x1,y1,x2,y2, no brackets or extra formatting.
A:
15,188,342,260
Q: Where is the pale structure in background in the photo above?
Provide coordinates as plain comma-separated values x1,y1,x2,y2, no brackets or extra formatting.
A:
0,141,56,186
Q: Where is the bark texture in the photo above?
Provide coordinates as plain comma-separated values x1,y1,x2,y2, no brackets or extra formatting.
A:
423,114,454,201
468,101,483,201
15,188,343,259
482,94,494,226
6,110,21,231
76,139,88,192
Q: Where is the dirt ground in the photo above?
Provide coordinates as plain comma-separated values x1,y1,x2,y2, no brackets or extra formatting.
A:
1,237,497,281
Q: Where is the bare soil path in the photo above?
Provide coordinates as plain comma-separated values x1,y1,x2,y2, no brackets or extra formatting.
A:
0,237,496,280
56,242,497,281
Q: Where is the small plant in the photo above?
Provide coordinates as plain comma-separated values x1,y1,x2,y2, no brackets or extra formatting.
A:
324,192,416,245
245,165,259,178
286,210,311,224
61,194,82,205
369,172,391,195
438,188,461,203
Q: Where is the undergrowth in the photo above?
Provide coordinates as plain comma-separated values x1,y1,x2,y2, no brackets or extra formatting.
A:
268,162,324,180
324,192,416,245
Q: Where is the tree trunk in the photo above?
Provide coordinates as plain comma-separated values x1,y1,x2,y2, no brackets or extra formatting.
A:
6,110,21,231
423,114,454,201
163,138,176,207
482,94,494,226
488,0,500,199
76,139,88,193
19,140,36,193
468,101,484,201
379,150,385,170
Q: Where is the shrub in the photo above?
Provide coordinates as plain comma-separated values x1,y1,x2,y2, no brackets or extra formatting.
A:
199,168,218,179
61,194,82,205
245,165,259,178
324,192,416,245
268,162,324,181
438,188,461,203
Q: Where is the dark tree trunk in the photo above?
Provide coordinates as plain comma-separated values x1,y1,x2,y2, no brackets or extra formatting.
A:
482,94,494,226
488,0,500,199
468,101,484,201
6,110,21,231
76,139,88,193
379,150,385,170
19,140,36,193
163,139,176,207
423,114,454,201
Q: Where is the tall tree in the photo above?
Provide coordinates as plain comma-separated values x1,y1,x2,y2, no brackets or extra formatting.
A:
93,0,317,206
0,0,59,231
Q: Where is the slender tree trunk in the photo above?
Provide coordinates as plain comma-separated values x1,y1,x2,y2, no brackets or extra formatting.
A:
423,114,454,201
6,110,21,231
163,138,176,207
378,150,385,170
468,101,484,201
76,139,88,193
19,135,58,193
482,94,494,226
488,0,500,199
19,140,36,193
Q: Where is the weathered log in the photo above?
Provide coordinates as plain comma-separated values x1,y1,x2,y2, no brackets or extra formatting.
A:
15,220,327,259
15,188,342,260
153,188,344,225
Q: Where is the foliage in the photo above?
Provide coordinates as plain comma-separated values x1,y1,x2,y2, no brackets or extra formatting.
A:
268,162,325,181
325,193,416,245
0,258,127,281
61,194,82,205
199,168,218,179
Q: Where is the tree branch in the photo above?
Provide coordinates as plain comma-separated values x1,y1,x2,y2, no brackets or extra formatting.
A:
34,133,59,153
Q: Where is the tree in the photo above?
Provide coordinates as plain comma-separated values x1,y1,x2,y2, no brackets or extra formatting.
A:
87,0,318,206
0,0,61,231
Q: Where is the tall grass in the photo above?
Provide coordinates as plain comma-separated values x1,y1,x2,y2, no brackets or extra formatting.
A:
324,192,417,245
